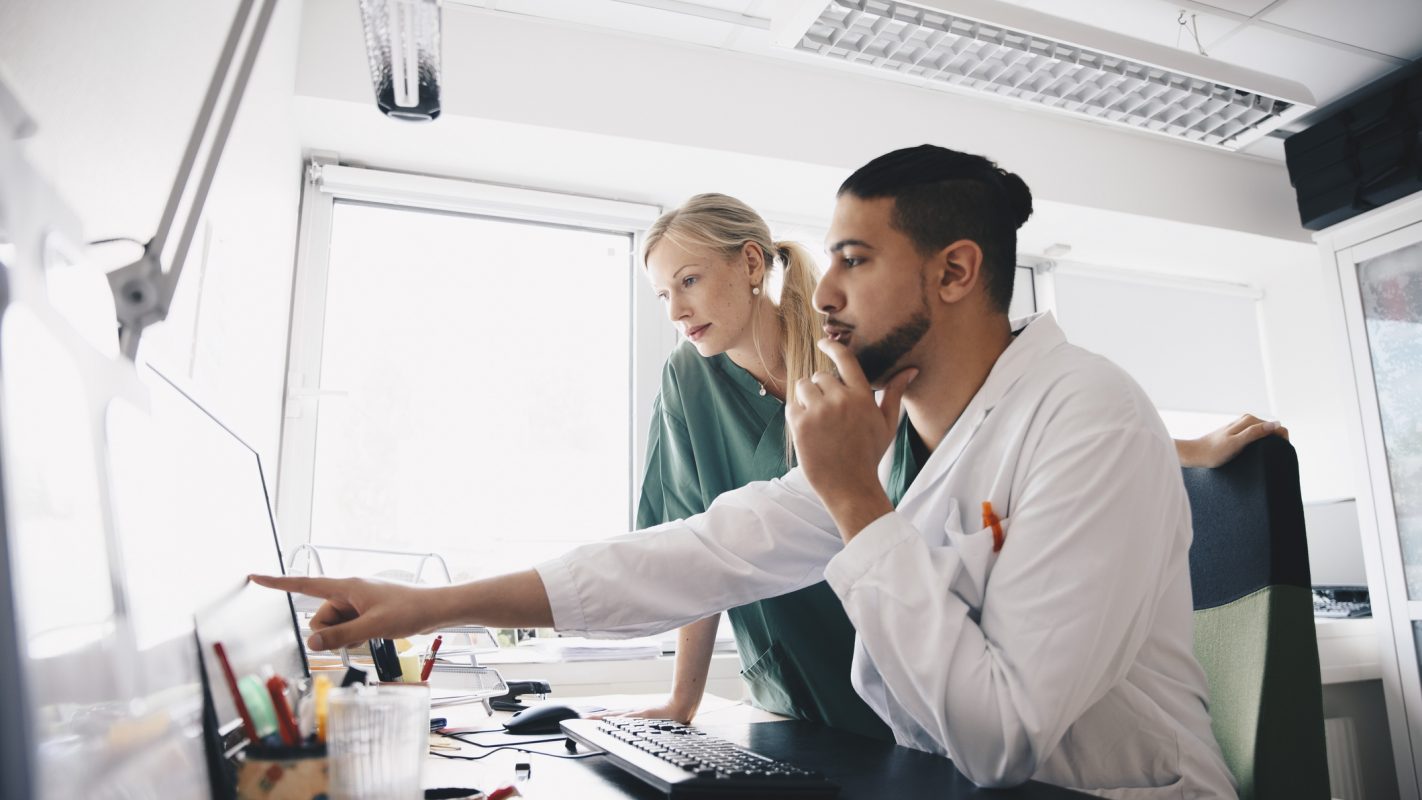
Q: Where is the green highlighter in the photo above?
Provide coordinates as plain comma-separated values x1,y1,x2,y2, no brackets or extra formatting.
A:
238,674,279,738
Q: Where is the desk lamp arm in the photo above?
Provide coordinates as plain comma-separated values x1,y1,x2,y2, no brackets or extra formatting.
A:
108,0,279,359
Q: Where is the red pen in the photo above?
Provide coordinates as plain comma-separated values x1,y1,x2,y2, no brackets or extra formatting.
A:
212,642,259,741
421,634,443,682
266,674,302,746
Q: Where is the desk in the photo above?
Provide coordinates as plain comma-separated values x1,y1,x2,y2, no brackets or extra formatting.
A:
423,693,1093,798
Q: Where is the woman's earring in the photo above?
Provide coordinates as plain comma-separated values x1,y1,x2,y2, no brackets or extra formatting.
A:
752,286,762,296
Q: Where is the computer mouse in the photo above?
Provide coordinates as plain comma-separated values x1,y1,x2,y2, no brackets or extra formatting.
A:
503,703,581,735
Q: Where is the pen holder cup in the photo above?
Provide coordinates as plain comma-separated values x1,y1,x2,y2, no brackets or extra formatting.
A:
327,684,431,800
235,745,329,800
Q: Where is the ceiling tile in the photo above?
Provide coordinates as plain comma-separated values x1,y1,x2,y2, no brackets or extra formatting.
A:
994,0,1238,50
459,0,739,46
1187,0,1277,16
1262,0,1422,61
1206,23,1402,105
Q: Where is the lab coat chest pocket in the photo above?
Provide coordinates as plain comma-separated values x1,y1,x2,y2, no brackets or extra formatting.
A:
932,499,1005,614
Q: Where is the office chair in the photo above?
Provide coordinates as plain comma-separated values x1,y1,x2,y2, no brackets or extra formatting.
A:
1183,436,1329,800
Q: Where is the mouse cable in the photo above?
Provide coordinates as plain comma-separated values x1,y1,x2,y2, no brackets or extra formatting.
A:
429,745,605,761
441,731,567,748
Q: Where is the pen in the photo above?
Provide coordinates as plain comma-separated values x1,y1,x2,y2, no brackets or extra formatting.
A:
982,501,1005,552
212,642,260,742
266,674,302,746
421,634,443,682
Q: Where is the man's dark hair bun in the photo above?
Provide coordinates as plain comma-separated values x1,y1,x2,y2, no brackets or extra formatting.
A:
999,171,1033,229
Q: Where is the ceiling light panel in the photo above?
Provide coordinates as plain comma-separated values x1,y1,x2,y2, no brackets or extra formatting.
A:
772,0,1315,149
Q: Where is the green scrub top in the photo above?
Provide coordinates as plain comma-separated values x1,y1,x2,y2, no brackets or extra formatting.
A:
638,341,893,741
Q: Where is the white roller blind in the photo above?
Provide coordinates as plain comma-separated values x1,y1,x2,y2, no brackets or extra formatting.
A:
1052,272,1270,415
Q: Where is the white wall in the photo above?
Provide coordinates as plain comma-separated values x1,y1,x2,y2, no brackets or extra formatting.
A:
1257,255,1358,503
0,0,306,475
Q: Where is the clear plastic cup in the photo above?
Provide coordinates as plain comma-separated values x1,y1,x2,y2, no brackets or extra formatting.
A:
327,684,431,800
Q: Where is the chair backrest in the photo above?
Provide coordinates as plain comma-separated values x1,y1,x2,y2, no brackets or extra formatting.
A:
1182,436,1329,800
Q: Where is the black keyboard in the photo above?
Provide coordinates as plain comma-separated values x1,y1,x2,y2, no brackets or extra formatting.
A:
1313,585,1371,618
560,717,839,797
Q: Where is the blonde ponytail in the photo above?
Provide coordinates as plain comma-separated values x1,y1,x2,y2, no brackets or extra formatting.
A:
643,194,829,466
775,241,831,464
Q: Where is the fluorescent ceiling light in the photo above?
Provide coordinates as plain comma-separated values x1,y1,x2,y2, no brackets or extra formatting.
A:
771,0,1315,150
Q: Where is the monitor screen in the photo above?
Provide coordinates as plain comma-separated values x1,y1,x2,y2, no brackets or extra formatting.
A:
1304,498,1368,587
106,365,307,739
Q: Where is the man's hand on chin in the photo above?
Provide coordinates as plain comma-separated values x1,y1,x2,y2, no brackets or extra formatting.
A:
786,339,916,542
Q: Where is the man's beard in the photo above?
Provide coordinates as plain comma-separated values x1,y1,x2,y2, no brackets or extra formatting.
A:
855,308,930,385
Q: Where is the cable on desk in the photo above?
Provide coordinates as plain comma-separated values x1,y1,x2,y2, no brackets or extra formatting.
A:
430,745,604,761
444,732,566,748
432,731,605,761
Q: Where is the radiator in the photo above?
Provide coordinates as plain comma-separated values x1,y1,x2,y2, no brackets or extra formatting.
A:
1326,716,1366,800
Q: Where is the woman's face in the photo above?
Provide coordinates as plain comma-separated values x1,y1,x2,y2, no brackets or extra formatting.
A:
646,238,760,357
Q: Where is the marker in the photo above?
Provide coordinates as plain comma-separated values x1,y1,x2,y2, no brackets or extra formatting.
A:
383,639,403,679
239,674,279,738
421,634,443,681
368,640,393,682
266,674,302,746
314,674,332,743
212,642,259,741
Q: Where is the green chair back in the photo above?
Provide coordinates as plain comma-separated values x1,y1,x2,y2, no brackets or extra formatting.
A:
1183,437,1329,800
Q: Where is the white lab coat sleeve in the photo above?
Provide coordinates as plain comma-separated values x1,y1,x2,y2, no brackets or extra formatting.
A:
824,418,1183,787
536,467,844,638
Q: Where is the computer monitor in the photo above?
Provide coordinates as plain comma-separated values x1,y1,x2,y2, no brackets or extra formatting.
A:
106,366,308,748
0,310,216,798
1304,498,1368,587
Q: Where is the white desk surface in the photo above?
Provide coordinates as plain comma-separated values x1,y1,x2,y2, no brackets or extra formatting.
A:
422,691,782,797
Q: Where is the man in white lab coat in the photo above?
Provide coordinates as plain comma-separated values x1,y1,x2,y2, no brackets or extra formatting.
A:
256,145,1238,798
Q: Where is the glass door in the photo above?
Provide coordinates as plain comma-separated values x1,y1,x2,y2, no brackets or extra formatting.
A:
1337,218,1422,797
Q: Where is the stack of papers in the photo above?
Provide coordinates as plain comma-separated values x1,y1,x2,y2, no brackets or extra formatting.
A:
489,636,663,663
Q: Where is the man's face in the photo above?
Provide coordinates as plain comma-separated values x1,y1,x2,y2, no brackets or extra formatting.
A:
817,194,933,386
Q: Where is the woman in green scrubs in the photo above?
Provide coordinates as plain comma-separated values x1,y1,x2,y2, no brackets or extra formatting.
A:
623,193,1288,740
631,192,891,738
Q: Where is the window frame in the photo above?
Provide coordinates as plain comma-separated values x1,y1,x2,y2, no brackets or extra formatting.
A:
274,159,669,555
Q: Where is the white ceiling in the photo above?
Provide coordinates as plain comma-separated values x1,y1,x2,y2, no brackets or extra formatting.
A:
452,0,1422,161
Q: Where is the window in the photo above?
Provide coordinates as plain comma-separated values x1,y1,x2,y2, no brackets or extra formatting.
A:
1010,265,1037,320
1044,269,1270,438
278,166,664,580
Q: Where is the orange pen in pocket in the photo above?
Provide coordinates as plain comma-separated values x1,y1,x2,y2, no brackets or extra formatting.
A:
982,501,1005,553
